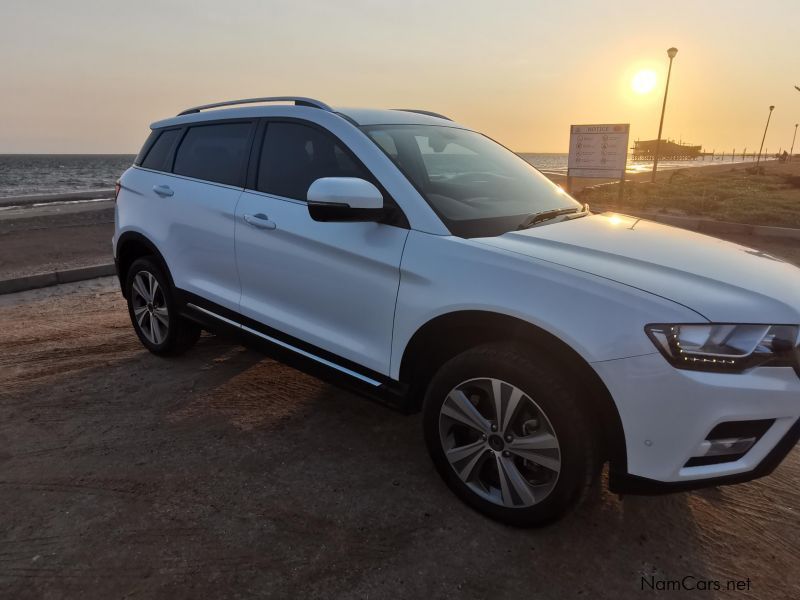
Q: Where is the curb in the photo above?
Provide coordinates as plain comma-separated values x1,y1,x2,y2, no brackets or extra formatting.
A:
0,207,796,296
592,208,800,241
0,190,115,209
0,264,116,296
646,215,800,240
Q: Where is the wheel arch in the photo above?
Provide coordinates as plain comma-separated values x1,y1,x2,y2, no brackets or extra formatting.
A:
398,310,627,470
115,231,175,298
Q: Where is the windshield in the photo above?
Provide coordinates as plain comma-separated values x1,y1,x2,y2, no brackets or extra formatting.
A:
361,124,580,237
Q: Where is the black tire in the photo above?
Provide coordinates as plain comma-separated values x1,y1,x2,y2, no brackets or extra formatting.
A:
125,257,200,356
423,342,598,527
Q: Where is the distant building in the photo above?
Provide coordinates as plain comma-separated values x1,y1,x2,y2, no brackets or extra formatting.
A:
631,139,702,161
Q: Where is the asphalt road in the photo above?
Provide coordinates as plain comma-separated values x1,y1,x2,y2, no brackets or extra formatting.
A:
3,196,800,283
0,200,114,280
0,278,798,599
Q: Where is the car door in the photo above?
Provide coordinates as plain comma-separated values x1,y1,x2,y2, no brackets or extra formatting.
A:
158,120,255,311
234,120,409,375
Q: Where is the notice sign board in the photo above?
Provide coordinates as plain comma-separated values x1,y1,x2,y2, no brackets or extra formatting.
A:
568,124,630,178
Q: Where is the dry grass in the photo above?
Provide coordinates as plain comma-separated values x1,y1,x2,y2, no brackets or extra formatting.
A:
575,164,800,228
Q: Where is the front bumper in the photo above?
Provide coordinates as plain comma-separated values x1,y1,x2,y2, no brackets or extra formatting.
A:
609,418,800,494
593,353,800,493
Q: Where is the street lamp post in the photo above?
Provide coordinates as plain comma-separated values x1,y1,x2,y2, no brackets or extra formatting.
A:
756,105,775,168
790,123,798,162
651,47,678,182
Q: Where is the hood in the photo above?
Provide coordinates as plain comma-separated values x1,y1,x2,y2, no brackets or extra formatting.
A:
475,213,800,324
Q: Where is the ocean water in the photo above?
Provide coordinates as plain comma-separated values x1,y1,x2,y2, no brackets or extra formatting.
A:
0,154,136,198
0,152,765,198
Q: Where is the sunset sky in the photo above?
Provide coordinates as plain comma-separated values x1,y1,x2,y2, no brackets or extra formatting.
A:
1,0,797,154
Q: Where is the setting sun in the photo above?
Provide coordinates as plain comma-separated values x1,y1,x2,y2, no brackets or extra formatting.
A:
631,69,657,94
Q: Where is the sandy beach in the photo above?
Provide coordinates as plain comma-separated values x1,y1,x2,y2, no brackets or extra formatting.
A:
0,275,797,599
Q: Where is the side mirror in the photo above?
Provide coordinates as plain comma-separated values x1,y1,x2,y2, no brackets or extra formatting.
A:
306,177,385,222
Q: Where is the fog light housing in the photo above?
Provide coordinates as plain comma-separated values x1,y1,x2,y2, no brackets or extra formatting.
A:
684,419,774,467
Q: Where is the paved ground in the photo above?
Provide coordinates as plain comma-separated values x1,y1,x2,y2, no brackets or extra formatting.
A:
0,160,786,281
2,201,798,281
1,277,798,599
716,233,800,265
0,200,114,280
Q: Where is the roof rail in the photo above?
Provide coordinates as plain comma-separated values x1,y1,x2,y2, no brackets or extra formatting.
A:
178,96,333,116
392,109,453,121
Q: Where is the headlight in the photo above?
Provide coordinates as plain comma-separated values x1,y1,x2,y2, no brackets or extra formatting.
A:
645,324,799,372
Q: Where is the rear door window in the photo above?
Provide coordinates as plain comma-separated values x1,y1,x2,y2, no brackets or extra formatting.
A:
173,122,253,186
257,122,371,201
140,129,181,172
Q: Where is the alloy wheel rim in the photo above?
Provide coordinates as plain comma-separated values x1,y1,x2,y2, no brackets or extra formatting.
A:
131,271,169,345
438,377,561,508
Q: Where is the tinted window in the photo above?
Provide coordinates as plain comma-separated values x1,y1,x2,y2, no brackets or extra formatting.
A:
135,131,158,166
257,122,371,200
141,129,181,171
173,122,252,186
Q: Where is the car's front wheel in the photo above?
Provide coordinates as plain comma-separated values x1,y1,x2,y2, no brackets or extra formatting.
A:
125,257,200,355
423,342,598,527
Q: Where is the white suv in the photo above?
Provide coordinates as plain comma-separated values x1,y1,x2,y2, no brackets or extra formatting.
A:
114,97,800,526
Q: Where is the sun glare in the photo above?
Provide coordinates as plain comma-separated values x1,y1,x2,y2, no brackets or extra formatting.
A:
631,69,657,94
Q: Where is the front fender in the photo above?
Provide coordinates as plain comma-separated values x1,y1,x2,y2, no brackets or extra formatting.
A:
390,230,702,380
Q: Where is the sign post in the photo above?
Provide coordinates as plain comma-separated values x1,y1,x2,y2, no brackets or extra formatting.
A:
567,124,630,201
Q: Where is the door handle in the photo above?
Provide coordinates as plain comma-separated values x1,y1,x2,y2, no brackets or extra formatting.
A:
153,184,174,197
243,213,277,230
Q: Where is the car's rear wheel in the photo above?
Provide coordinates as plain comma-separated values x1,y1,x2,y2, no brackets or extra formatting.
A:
423,342,597,527
125,257,200,355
